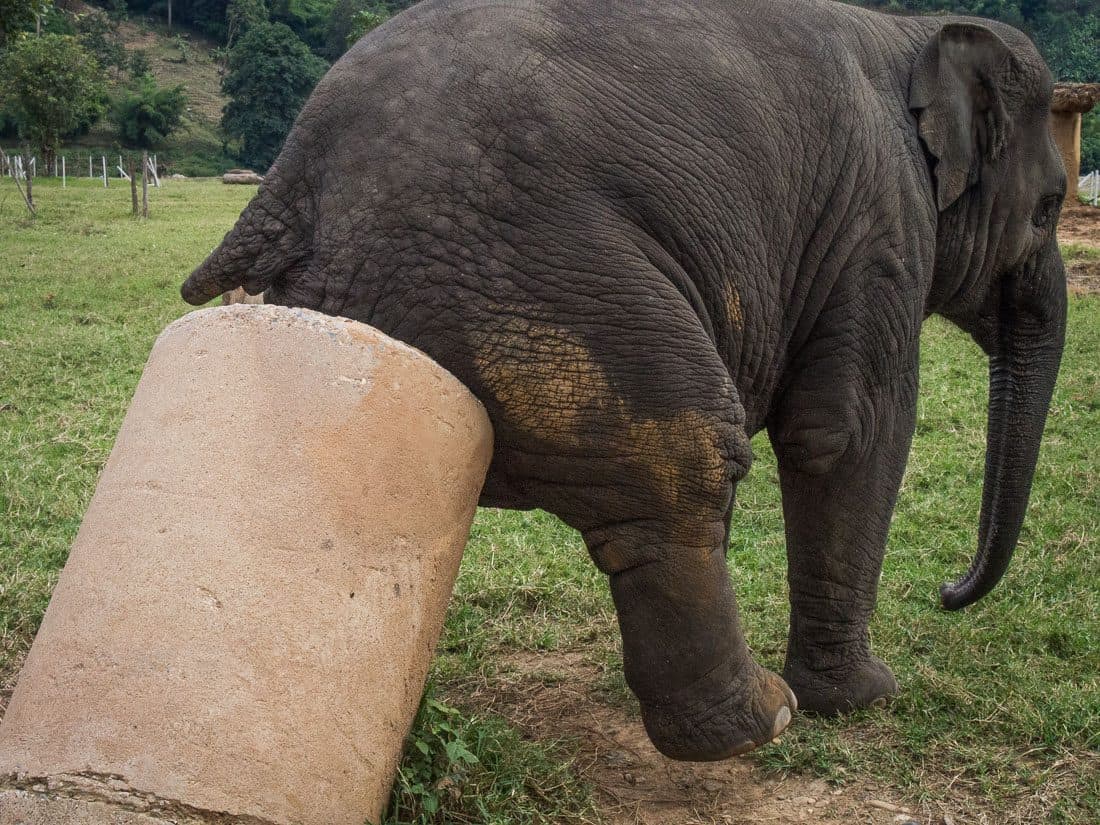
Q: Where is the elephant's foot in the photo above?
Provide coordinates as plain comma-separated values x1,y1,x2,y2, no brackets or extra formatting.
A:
640,657,797,761
782,653,897,716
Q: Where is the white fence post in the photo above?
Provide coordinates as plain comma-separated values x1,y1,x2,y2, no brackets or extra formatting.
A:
146,154,160,187
62,156,66,187
101,156,107,187
1081,172,1099,206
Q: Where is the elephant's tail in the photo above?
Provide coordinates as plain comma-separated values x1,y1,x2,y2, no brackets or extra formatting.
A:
181,172,313,306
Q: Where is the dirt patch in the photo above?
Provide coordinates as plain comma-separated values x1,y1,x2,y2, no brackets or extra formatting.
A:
461,651,953,825
1058,203,1100,248
1057,204,1100,294
1066,257,1100,295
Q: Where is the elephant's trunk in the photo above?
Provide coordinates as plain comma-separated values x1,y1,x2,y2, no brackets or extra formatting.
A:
940,251,1066,610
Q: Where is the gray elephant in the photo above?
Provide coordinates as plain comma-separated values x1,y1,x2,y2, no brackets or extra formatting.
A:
182,0,1067,761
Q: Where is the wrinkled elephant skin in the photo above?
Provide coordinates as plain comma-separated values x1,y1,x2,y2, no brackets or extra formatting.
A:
182,0,1068,761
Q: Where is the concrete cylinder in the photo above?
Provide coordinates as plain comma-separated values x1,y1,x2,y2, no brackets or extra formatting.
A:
1051,110,1082,203
0,306,493,825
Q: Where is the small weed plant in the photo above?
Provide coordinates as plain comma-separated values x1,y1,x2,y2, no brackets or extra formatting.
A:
385,687,593,825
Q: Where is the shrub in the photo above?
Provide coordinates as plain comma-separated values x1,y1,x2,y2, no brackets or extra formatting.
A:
112,75,188,148
128,49,152,79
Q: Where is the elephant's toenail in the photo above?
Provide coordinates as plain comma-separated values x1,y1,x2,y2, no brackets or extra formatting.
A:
771,706,791,739
784,686,798,712
870,697,888,709
730,739,756,756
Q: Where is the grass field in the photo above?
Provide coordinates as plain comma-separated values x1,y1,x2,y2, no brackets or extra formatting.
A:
1,179,1097,823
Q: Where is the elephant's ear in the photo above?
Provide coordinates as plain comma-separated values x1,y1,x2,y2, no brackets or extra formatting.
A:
909,23,1020,211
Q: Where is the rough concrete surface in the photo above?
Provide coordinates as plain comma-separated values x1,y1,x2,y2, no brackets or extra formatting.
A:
0,305,494,825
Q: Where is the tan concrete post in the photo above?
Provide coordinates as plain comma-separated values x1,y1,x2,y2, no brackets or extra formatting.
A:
1051,110,1082,203
1051,83,1100,204
0,306,493,825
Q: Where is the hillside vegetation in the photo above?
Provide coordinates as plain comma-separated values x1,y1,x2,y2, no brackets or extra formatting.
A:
2,0,1097,176
84,12,235,175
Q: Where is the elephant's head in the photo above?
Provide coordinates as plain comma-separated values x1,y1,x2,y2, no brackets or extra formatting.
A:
909,22,1067,609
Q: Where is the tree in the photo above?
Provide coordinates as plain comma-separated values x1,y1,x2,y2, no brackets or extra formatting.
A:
221,22,327,170
849,0,1099,82
226,0,267,50
112,75,187,148
319,0,387,60
76,8,127,75
0,0,47,45
344,1,388,51
0,34,107,168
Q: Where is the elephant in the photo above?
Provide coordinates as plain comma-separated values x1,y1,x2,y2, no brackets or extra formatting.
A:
182,0,1068,761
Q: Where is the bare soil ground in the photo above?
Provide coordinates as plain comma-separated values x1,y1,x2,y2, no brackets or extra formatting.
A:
460,651,963,825
1059,203,1100,294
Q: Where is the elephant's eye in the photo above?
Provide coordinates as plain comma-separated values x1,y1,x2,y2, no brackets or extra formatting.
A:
1032,194,1061,229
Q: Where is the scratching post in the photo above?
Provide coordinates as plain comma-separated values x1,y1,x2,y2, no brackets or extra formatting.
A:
0,306,493,825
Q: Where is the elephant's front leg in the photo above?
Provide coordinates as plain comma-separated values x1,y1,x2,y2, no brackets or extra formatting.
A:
769,368,918,714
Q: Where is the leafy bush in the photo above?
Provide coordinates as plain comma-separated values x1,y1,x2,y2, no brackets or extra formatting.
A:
171,33,193,63
128,48,152,78
220,21,327,170
112,75,187,148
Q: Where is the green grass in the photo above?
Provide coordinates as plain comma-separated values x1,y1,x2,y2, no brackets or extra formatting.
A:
1061,242,1100,262
1,178,1097,822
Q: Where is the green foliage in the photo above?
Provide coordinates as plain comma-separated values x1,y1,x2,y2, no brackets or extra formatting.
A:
171,33,193,63
225,0,267,49
269,0,332,52
76,8,127,74
851,0,1100,81
0,34,107,161
0,0,47,45
1081,109,1100,174
386,687,594,825
344,1,389,51
220,21,327,170
112,75,187,148
128,48,152,78
36,2,75,35
387,693,481,823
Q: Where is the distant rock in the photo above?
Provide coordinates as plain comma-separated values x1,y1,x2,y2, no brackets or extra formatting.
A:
223,170,263,184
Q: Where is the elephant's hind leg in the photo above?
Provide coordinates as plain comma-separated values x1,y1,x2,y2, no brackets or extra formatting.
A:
595,527,799,760
577,398,796,761
471,272,796,761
